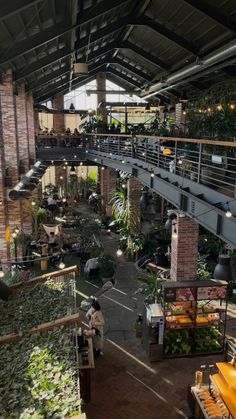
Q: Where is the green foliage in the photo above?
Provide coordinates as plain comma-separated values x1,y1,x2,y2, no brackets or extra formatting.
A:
98,253,116,278
135,272,163,304
0,279,81,417
37,208,49,225
197,256,211,280
186,81,236,141
111,187,128,227
164,329,191,355
0,279,73,335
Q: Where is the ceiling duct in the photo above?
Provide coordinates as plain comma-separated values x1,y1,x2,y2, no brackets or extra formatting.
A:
9,161,47,200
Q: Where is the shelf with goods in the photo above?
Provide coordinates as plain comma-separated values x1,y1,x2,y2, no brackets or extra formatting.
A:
161,279,228,358
191,362,236,419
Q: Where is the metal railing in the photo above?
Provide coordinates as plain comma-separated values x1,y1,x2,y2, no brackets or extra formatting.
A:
36,133,236,198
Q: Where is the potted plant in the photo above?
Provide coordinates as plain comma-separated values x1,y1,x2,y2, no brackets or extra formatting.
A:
98,253,116,284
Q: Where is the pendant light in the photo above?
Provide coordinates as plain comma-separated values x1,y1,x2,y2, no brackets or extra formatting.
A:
69,103,75,113
213,254,233,282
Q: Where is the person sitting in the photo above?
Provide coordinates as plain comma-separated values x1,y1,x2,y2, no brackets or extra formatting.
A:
48,232,59,253
65,127,71,134
84,257,99,279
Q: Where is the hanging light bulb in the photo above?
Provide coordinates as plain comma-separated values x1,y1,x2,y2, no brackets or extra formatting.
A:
60,176,63,180
229,103,235,110
59,261,66,270
31,201,36,206
225,202,232,218
80,162,83,166
217,104,223,111
116,248,123,257
101,166,105,170
74,155,77,158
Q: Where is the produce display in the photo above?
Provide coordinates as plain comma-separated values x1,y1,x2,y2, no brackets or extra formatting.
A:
161,281,227,357
0,278,81,418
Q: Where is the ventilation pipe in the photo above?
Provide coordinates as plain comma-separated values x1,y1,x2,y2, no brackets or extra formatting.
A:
9,161,47,200
143,40,236,99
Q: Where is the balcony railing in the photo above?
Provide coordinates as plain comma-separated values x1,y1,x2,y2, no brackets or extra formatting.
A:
36,133,236,198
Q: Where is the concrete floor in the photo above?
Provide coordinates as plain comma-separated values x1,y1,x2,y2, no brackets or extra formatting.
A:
76,202,236,419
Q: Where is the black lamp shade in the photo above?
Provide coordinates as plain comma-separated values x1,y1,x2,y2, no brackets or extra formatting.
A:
145,103,151,111
213,255,233,282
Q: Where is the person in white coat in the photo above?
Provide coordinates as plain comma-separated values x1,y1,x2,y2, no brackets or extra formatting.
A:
86,300,105,357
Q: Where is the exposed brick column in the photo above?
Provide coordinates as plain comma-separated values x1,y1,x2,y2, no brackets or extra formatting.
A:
26,92,35,162
52,95,65,132
96,72,107,125
16,84,30,170
127,177,142,234
0,69,23,261
16,84,32,235
175,102,184,126
34,110,39,136
170,213,199,281
100,167,117,215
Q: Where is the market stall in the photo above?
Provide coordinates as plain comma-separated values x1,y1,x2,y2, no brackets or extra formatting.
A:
142,279,228,361
191,361,236,419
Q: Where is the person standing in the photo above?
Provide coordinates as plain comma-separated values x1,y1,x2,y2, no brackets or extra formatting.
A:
89,300,105,357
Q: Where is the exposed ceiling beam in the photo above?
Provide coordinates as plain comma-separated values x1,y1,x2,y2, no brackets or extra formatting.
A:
35,64,106,102
15,41,117,82
0,14,128,67
77,0,129,25
28,65,71,90
14,47,70,81
108,67,142,89
113,56,152,82
137,17,198,55
121,41,169,71
69,0,78,92
183,0,236,33
75,16,129,50
0,0,44,21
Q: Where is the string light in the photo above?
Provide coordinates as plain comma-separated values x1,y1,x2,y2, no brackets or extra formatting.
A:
229,104,235,110
59,262,65,269
116,248,123,257
101,166,105,170
60,176,63,180
31,201,36,206
216,104,223,111
80,162,83,166
122,160,125,164
74,155,77,158
207,107,211,112
150,172,155,178
225,202,232,218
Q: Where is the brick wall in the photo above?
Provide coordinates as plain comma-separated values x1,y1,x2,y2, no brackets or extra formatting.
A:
96,72,107,124
127,177,142,234
16,84,30,169
0,70,35,263
26,92,35,161
170,213,199,281
175,102,184,126
52,95,65,132
100,167,117,215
